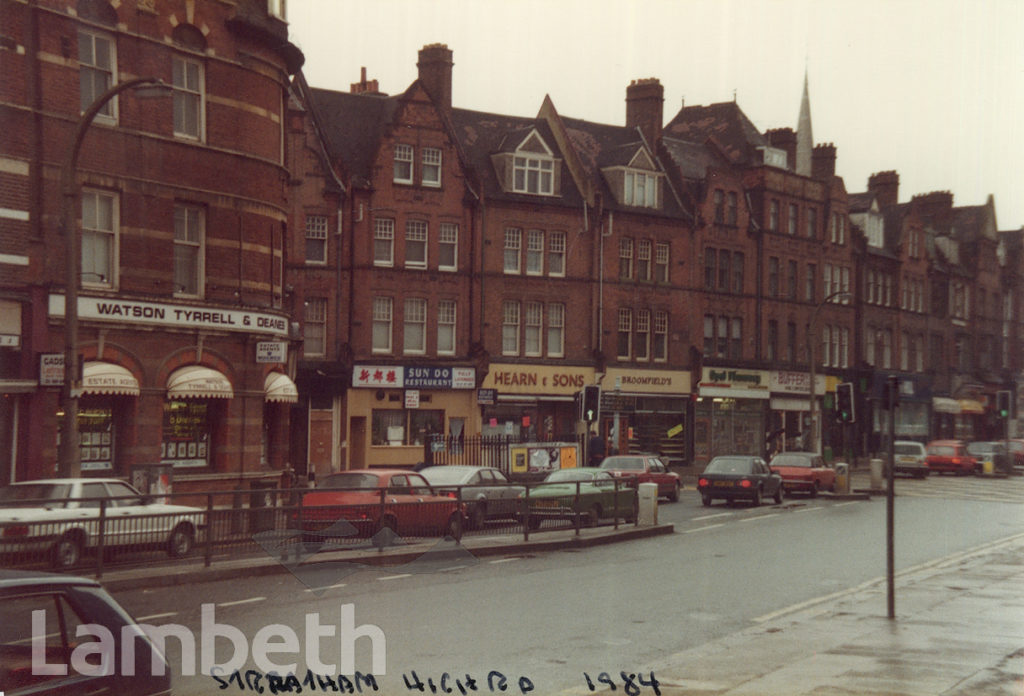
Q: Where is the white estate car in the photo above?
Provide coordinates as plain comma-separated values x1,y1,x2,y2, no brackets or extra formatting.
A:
0,478,206,569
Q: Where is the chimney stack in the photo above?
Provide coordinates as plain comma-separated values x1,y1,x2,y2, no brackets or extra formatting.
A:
766,128,796,169
868,170,900,209
626,78,664,149
350,67,380,95
911,190,955,219
811,143,836,180
417,43,453,111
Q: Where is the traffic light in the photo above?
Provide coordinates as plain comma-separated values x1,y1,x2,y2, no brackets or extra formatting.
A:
997,390,1012,419
835,382,855,423
581,385,601,423
885,375,900,408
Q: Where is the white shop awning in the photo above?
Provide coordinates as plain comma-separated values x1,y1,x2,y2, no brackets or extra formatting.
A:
264,372,298,403
82,361,140,396
931,397,961,414
167,366,233,399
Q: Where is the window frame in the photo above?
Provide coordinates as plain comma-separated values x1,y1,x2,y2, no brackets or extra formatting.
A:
403,297,427,355
173,203,204,298
503,228,521,274
548,231,566,277
524,301,543,357
305,214,328,265
81,189,118,289
619,238,634,280
655,243,670,284
439,223,458,271
437,299,456,356
637,239,652,281
172,54,204,141
393,144,414,184
653,311,668,362
635,309,650,362
79,29,117,122
617,308,633,360
405,220,428,269
372,296,393,354
502,301,520,356
547,302,565,358
421,147,442,187
304,297,327,357
374,218,395,267
513,155,554,195
526,229,544,276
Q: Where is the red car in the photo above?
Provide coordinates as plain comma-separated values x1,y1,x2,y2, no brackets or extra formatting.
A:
925,440,978,475
299,469,464,540
598,454,681,501
768,452,835,497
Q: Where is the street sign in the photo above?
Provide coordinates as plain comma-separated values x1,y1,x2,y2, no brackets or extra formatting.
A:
256,341,287,363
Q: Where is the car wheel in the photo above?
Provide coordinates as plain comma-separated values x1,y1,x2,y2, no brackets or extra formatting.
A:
527,515,542,531
809,480,820,498
584,505,601,527
668,481,680,503
773,484,784,505
468,503,486,530
445,512,463,542
751,487,761,507
52,532,83,569
167,523,195,558
701,494,712,507
375,516,397,535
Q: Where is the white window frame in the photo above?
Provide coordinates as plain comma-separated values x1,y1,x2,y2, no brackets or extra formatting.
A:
304,297,327,357
372,297,392,354
637,240,652,281
403,298,427,355
393,144,413,184
617,308,632,359
548,231,566,277
172,54,204,141
504,228,521,274
305,214,328,265
524,301,543,357
547,303,564,358
513,156,554,195
526,230,544,276
173,203,204,297
405,220,428,269
81,189,117,289
79,29,116,122
653,311,668,362
620,238,634,280
437,300,456,356
788,203,798,235
421,148,441,187
374,218,394,267
655,243,670,283
635,309,650,361
502,301,520,356
439,223,458,271
624,171,657,208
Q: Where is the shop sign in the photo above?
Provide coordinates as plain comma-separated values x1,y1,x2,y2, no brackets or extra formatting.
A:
49,294,290,337
405,390,420,409
0,334,18,347
603,367,690,394
701,368,769,389
477,388,496,405
353,366,404,388
481,363,595,395
405,366,476,389
256,341,287,363
771,371,811,394
40,353,64,386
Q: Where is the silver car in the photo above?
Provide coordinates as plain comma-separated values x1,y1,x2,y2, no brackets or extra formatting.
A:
419,466,525,529
893,441,929,478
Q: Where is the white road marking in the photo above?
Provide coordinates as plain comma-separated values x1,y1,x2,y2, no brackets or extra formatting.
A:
217,597,266,607
794,506,823,513
489,557,521,564
304,583,347,593
692,512,733,521
378,573,413,581
135,612,177,622
439,565,468,572
740,513,780,523
684,523,725,533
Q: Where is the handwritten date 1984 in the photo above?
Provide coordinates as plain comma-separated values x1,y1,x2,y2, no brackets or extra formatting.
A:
582,671,660,695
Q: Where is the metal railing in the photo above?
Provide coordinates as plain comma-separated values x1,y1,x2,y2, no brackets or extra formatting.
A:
0,478,641,577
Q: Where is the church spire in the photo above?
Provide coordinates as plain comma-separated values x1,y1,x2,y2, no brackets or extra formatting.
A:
796,70,813,176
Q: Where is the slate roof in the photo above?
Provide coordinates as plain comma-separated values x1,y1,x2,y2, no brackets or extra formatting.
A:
663,102,770,166
847,192,875,214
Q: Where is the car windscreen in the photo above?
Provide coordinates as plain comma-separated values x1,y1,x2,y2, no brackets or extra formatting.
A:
927,446,956,456
770,455,812,468
319,473,379,489
600,457,643,470
0,483,72,506
420,467,472,485
894,444,923,455
704,458,753,475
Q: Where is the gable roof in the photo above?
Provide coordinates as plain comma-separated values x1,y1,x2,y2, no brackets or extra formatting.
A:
664,102,770,166
308,87,398,188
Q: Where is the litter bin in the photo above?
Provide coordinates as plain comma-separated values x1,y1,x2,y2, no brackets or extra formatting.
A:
249,480,277,533
870,458,885,490
834,462,849,495
637,483,658,526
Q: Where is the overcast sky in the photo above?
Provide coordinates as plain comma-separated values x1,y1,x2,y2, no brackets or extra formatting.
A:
288,0,1024,232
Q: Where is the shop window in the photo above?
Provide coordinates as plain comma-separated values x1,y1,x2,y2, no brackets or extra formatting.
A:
161,400,211,468
77,405,114,471
371,408,443,446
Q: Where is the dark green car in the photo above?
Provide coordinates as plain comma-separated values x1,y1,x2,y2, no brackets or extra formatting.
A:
519,467,637,529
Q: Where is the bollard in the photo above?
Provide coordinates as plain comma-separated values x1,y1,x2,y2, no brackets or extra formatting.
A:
637,483,658,526
870,458,885,490
834,462,849,494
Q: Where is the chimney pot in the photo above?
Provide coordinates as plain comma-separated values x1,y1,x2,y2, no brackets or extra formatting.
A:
417,43,454,111
626,77,664,148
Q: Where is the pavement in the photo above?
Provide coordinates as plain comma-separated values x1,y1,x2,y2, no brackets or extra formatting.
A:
93,470,1024,696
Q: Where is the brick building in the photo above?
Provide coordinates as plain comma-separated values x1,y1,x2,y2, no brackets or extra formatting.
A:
0,0,303,489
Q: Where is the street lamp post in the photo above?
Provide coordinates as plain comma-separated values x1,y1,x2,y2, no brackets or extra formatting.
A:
57,77,169,478
806,290,853,454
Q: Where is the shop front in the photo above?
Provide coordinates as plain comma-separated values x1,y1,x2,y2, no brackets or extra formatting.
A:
694,367,769,467
869,373,931,449
479,364,595,442
347,364,478,469
77,361,141,473
599,367,691,463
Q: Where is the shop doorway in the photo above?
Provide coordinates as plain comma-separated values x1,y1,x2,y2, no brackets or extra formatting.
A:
349,416,366,469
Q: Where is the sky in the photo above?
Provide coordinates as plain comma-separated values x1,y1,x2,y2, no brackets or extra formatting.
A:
287,0,1024,231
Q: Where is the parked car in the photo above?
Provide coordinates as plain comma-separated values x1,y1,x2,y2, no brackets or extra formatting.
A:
925,440,978,475
768,452,835,496
966,441,1013,475
419,465,525,529
0,569,171,695
299,469,464,540
519,468,636,529
893,440,930,478
598,454,681,501
697,456,784,507
0,478,206,570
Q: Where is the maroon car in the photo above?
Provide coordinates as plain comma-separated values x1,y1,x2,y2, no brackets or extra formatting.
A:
925,440,978,475
598,454,681,502
769,452,836,496
299,469,464,540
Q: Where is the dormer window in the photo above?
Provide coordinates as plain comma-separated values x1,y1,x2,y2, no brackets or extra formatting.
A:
625,171,657,207
514,156,553,195
608,150,661,209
